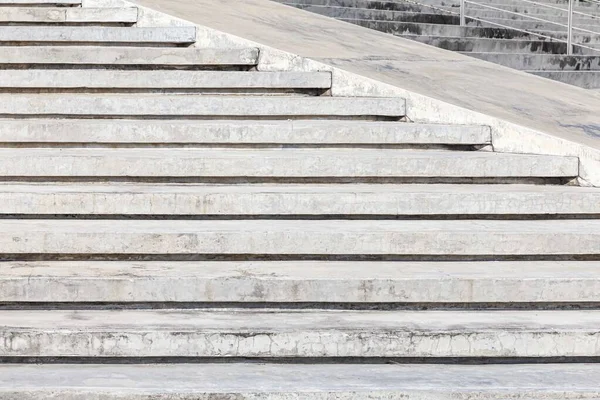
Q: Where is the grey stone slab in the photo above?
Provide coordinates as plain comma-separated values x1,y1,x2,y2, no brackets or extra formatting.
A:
1,308,600,357
0,183,597,215
529,70,600,88
0,219,598,255
0,94,406,117
0,46,259,66
0,70,332,89
0,26,196,44
0,120,490,144
0,148,577,178
3,260,600,303
1,363,599,399
464,52,600,71
0,7,138,23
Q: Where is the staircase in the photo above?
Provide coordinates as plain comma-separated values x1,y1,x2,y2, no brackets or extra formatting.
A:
274,0,600,89
1,0,600,398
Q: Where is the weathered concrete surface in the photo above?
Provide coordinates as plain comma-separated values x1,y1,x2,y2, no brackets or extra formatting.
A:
0,94,405,117
130,0,600,184
2,309,600,357
0,148,577,178
0,183,598,215
3,260,600,303
0,0,80,5
0,26,196,44
0,120,490,144
0,70,332,89
0,46,259,66
1,219,599,255
1,363,599,399
0,7,138,23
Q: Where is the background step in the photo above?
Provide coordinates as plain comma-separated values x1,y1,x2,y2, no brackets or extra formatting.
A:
1,364,599,398
0,26,196,45
528,70,600,88
0,7,138,24
400,35,582,54
1,309,600,357
0,184,596,216
0,95,406,118
0,70,332,90
0,46,259,67
1,219,598,255
0,0,80,5
0,120,490,144
0,149,577,178
463,52,600,71
2,260,600,303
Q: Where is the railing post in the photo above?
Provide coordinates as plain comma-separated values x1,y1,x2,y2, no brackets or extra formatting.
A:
567,0,574,55
460,0,466,26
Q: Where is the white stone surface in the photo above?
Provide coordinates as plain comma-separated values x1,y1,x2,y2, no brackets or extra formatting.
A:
0,70,332,89
0,0,79,4
1,309,600,357
0,26,196,44
1,219,598,255
0,120,490,144
1,363,599,399
0,183,597,215
0,7,138,23
0,148,577,178
0,46,259,66
2,260,600,303
0,94,406,116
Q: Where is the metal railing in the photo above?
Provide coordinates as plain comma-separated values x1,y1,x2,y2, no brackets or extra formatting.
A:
457,0,600,55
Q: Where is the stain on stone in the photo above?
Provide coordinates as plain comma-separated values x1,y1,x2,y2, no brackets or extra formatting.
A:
559,123,600,138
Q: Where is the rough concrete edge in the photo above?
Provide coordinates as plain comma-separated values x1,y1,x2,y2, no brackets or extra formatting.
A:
85,0,597,186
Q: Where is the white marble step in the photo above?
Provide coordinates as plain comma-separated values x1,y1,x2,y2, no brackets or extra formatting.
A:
0,70,331,89
1,364,598,399
0,46,259,66
0,7,137,23
0,26,196,44
0,120,490,144
2,260,600,303
1,219,598,255
1,309,600,357
0,149,576,178
0,95,406,117
0,184,596,215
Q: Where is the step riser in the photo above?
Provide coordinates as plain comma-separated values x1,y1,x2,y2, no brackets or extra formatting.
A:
3,261,600,303
1,220,598,255
0,96,406,118
0,27,196,45
0,190,597,215
0,71,332,92
530,70,600,88
0,8,138,25
0,47,259,67
0,121,490,145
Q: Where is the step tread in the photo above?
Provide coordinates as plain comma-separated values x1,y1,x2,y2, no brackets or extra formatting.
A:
0,46,260,65
0,7,138,23
0,26,196,43
1,364,598,395
0,120,491,144
1,309,599,357
0,148,578,177
2,260,600,303
0,70,332,89
0,183,597,215
0,94,406,117
1,219,599,255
